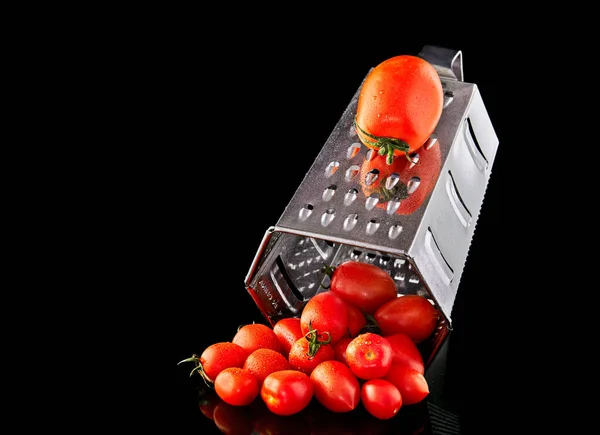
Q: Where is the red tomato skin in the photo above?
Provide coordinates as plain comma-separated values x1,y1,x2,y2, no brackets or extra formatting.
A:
214,367,259,406
359,140,442,215
374,295,439,343
288,337,335,376
355,55,443,158
272,317,303,356
333,336,352,366
199,342,249,382
345,302,367,337
345,332,393,380
384,364,430,405
310,360,361,413
329,261,397,315
232,323,282,354
361,379,403,420
261,369,314,416
385,333,425,374
300,291,349,345
243,348,291,385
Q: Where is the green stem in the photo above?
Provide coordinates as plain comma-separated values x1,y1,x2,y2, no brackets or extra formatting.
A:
177,354,214,388
304,321,331,359
354,119,416,165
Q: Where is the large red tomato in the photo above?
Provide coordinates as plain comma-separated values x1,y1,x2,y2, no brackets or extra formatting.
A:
359,137,442,215
355,54,443,165
214,367,259,406
361,378,403,420
232,322,282,354
385,332,425,374
310,360,361,413
345,332,393,380
260,369,314,416
288,332,335,376
243,348,291,385
374,295,439,343
178,342,249,383
272,317,303,356
326,261,397,315
300,291,348,345
383,363,430,405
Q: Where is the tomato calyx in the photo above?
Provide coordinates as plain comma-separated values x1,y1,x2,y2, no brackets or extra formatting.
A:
303,321,331,359
320,263,336,289
178,354,214,388
354,119,416,165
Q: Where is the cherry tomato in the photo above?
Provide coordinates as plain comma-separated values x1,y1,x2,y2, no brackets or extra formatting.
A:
310,360,361,413
355,54,443,165
385,332,425,374
261,369,314,416
288,329,335,376
243,348,291,385
384,364,430,405
212,401,256,434
325,261,397,315
232,322,282,354
300,291,348,345
374,295,439,343
361,379,403,420
214,367,259,406
333,336,352,366
345,332,393,380
359,138,442,215
178,342,249,383
272,317,303,356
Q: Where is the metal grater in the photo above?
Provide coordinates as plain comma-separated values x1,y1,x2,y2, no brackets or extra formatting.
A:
244,45,499,369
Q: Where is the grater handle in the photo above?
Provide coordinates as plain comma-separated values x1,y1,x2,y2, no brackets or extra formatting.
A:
418,45,463,82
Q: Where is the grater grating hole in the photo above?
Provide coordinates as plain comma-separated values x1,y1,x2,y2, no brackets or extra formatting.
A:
365,252,377,263
347,143,362,159
344,188,358,206
394,258,406,267
365,193,380,210
386,198,401,215
350,250,361,260
409,275,420,284
443,91,454,108
425,133,438,149
395,272,405,281
320,208,336,227
343,213,358,231
407,177,420,194
379,255,390,266
365,169,379,186
299,204,313,221
325,161,340,177
385,173,400,190
345,165,360,181
349,123,358,137
322,185,337,202
366,219,380,235
409,153,420,168
366,148,376,161
388,224,403,239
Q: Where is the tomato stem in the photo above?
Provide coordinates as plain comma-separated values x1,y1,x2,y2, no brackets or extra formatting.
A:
304,321,331,359
354,119,416,165
177,354,214,388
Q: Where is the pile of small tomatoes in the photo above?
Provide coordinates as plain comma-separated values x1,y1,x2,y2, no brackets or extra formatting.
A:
179,260,440,422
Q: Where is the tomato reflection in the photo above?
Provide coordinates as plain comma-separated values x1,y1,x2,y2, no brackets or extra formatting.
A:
196,388,429,434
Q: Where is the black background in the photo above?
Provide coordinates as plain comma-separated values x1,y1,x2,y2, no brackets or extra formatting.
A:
112,25,549,434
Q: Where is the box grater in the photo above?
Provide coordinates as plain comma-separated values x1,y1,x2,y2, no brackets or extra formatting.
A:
244,45,499,369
